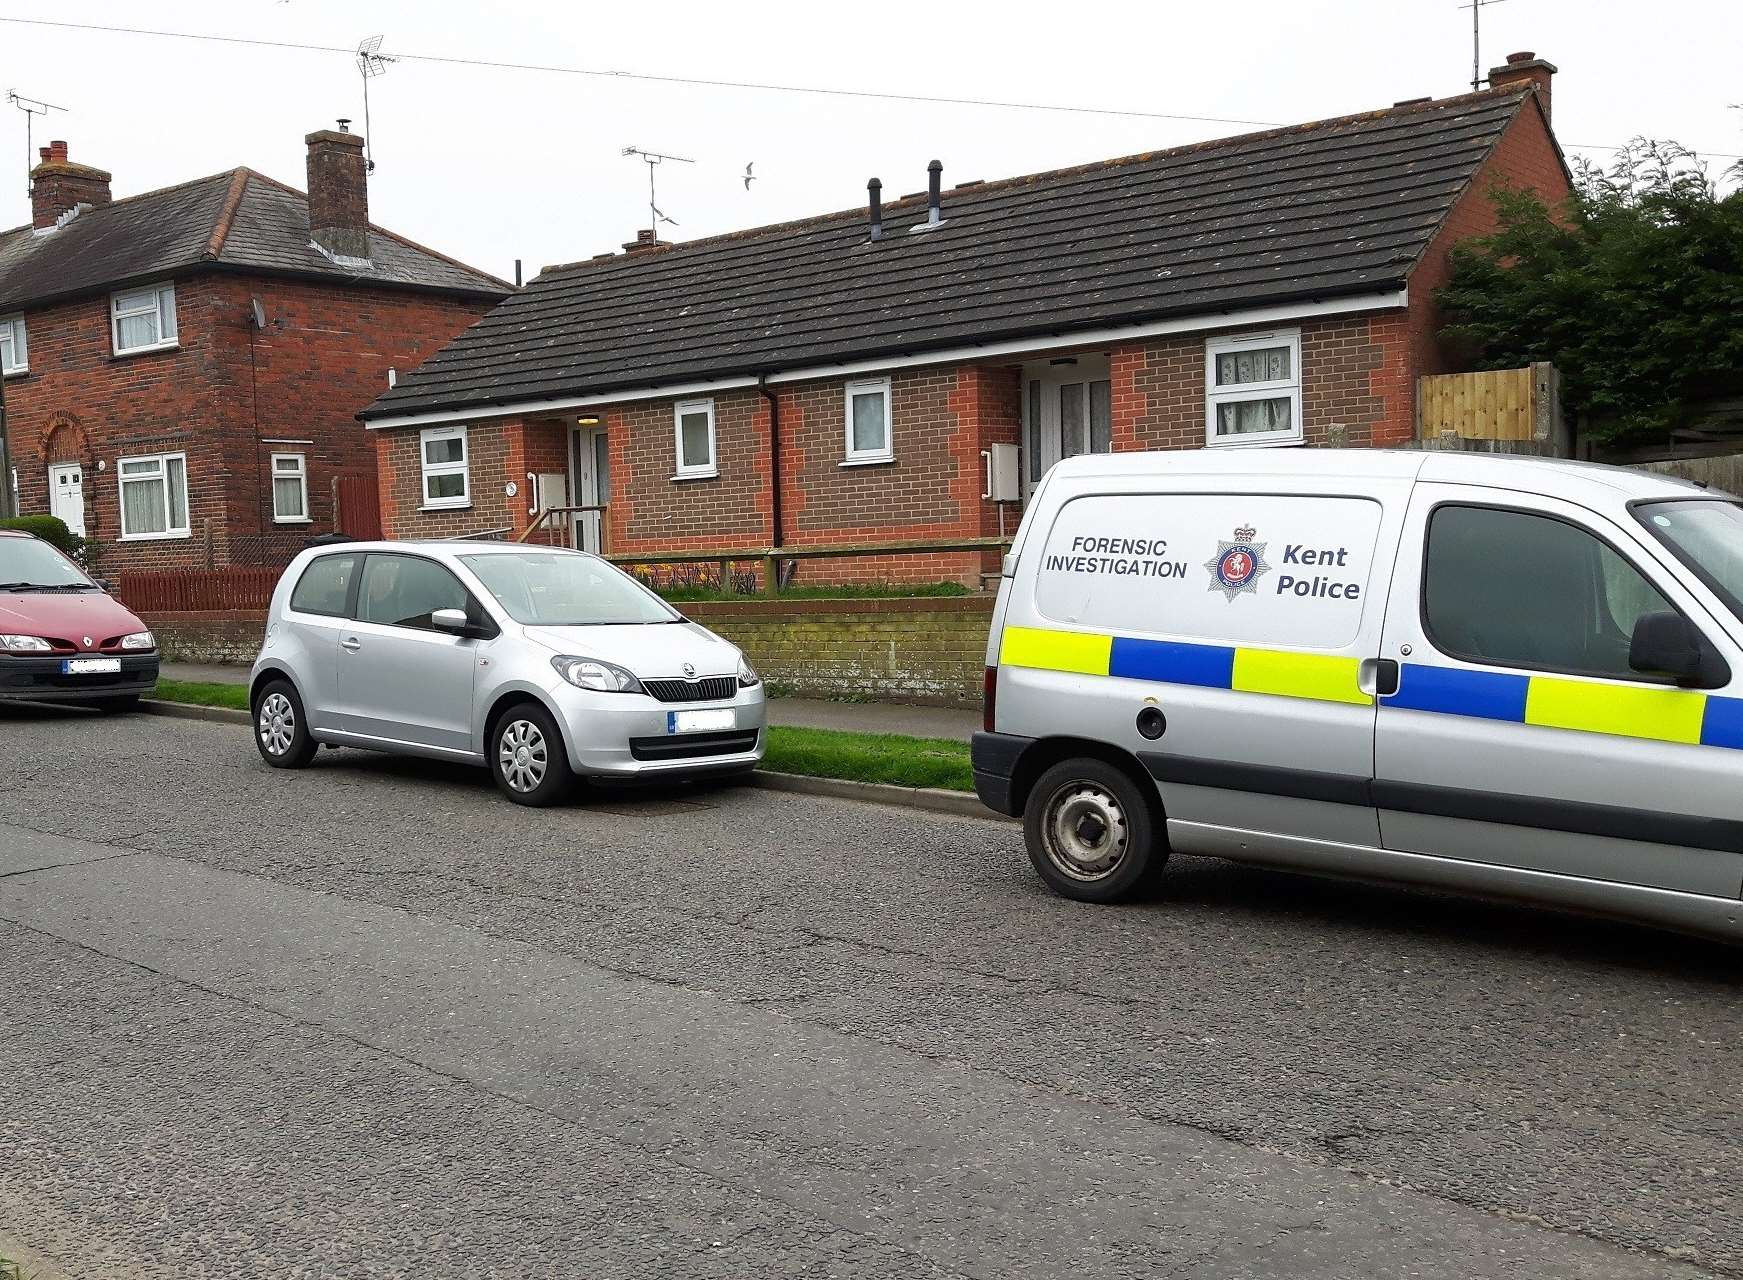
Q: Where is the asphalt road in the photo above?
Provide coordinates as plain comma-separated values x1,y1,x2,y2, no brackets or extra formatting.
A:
1,703,1738,1279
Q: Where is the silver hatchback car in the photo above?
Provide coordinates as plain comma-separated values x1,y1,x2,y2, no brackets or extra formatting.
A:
249,541,766,804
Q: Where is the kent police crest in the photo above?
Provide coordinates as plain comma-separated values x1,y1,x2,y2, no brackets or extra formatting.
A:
1205,524,1271,601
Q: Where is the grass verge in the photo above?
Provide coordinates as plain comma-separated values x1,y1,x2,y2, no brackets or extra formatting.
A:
149,681,975,792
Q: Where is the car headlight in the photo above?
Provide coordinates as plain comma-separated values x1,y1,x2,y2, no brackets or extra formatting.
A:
119,631,155,652
551,655,644,694
0,634,52,654
738,656,761,688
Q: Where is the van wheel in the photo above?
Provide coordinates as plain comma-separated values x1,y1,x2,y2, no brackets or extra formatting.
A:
252,679,317,769
491,701,575,807
1024,758,1164,903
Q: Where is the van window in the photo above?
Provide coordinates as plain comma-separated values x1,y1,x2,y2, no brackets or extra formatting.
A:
1033,493,1382,649
1424,505,1675,679
289,554,358,618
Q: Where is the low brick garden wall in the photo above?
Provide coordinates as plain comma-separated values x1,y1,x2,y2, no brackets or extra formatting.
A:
145,597,996,707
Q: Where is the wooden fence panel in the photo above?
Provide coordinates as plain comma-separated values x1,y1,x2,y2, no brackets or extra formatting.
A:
1420,366,1540,441
117,567,282,614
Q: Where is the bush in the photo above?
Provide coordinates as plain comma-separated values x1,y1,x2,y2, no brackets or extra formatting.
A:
0,514,93,569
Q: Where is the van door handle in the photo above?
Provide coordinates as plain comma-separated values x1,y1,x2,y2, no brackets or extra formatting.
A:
341,637,362,653
1358,657,1399,697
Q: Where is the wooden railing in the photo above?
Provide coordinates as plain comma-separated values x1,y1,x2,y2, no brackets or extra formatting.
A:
117,566,282,613
518,505,607,547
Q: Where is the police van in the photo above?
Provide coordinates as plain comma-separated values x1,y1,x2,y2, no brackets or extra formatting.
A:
972,449,1743,942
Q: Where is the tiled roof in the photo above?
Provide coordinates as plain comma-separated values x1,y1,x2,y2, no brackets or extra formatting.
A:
365,87,1543,422
0,169,510,311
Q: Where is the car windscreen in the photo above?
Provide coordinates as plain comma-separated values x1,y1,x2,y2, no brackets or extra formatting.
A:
1634,498,1743,620
460,552,679,626
0,537,95,590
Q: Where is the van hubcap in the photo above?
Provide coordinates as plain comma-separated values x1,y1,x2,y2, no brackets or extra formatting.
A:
258,693,295,757
499,720,548,793
1042,783,1129,881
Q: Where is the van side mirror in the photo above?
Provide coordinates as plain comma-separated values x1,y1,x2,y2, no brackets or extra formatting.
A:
1629,611,1704,681
431,607,469,635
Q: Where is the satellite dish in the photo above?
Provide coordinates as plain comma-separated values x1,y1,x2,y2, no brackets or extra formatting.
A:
250,297,267,330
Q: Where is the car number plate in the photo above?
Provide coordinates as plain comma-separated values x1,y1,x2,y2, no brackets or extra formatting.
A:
62,658,122,675
668,709,735,735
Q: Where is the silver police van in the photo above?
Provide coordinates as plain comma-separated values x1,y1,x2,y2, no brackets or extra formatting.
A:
973,450,1743,942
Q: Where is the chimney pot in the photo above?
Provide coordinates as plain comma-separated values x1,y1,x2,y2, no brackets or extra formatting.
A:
926,159,943,225
29,139,113,230
1487,50,1557,122
867,177,884,241
305,126,370,259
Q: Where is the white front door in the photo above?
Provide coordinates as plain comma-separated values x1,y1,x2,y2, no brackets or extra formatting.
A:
1022,356,1113,497
49,464,85,537
570,426,609,553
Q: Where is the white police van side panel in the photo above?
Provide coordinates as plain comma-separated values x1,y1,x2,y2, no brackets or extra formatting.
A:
1374,482,1743,903
996,473,1413,850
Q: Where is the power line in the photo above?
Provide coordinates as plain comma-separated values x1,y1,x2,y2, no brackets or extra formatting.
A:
1,15,1738,161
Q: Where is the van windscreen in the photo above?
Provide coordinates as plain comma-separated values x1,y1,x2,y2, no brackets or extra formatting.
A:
1635,499,1743,621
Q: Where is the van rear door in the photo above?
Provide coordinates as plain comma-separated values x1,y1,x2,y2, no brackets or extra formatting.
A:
1373,484,1743,898
999,473,1411,850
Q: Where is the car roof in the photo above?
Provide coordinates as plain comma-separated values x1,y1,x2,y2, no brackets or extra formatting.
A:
302,539,583,555
1048,448,1722,504
0,529,34,538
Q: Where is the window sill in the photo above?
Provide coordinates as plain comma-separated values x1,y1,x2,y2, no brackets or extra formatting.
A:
420,501,472,512
840,455,895,468
118,530,192,542
112,340,181,359
1203,435,1304,451
1,368,27,380
671,469,719,482
273,517,314,525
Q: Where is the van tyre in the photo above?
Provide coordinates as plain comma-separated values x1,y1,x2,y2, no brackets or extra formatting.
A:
253,678,317,769
491,701,575,807
1024,758,1164,903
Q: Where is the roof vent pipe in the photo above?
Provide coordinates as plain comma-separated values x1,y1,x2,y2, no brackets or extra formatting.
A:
867,177,883,241
926,159,943,225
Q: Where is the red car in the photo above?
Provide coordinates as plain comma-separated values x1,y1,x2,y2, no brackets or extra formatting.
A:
0,529,159,711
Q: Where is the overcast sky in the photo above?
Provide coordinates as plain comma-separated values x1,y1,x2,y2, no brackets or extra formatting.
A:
2,1,1737,284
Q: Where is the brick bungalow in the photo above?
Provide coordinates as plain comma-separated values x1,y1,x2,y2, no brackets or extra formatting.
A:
361,55,1569,583
0,128,510,571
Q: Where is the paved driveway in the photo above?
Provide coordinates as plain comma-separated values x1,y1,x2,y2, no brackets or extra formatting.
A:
1,703,1738,1278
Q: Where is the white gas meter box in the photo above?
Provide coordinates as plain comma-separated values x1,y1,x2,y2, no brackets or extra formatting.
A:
982,444,1021,502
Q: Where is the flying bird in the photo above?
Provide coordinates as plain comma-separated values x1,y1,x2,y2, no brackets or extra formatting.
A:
743,162,756,191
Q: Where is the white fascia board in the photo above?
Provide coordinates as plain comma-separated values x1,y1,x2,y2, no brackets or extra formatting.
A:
363,291,1407,431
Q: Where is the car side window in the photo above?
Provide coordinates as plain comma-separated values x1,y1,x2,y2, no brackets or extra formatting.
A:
1423,504,1678,681
289,554,358,618
357,554,470,631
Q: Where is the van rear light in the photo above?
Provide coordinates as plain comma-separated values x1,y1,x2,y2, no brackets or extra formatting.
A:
982,665,997,732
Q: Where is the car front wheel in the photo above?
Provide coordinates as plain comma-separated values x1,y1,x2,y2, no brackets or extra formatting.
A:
1023,757,1164,903
253,679,317,769
491,701,576,807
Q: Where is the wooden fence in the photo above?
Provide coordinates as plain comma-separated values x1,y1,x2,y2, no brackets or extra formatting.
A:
117,566,281,613
1418,362,1565,450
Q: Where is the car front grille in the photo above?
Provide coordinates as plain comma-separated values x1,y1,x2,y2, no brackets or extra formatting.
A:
628,729,761,762
643,676,737,703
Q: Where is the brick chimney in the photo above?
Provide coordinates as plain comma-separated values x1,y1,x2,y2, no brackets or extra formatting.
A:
1488,51,1557,122
622,229,671,254
30,141,112,230
305,126,370,260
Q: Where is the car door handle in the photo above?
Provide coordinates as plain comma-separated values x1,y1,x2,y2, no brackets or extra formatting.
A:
341,637,362,652
1358,657,1400,697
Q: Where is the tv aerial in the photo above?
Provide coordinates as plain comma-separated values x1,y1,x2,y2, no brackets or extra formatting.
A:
355,36,397,171
622,146,694,240
7,90,66,199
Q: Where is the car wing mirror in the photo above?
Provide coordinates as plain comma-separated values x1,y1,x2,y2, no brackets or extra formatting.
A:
431,607,470,635
1629,611,1704,682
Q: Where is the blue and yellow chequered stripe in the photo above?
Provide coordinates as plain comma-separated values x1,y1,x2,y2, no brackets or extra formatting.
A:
999,626,1743,750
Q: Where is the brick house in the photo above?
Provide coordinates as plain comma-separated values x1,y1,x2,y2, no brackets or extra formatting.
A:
0,128,510,571
361,56,1569,582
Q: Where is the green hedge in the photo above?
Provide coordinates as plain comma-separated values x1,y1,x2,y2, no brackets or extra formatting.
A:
0,514,92,567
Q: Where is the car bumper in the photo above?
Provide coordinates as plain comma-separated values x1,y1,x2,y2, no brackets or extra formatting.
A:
549,682,768,779
971,731,1031,816
0,653,160,703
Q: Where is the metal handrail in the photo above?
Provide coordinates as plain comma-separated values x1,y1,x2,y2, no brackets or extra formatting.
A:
607,535,1012,597
452,526,514,541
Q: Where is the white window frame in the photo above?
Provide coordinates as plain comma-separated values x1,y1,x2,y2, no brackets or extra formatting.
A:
419,425,470,509
672,398,717,480
842,376,894,465
1204,329,1303,449
117,451,191,541
110,283,179,355
0,314,26,375
271,453,311,524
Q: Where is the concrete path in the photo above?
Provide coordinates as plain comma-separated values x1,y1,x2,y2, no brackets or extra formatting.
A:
160,661,980,740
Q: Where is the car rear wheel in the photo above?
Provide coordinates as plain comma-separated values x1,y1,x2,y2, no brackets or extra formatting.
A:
491,701,575,807
253,679,317,769
1023,758,1164,903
